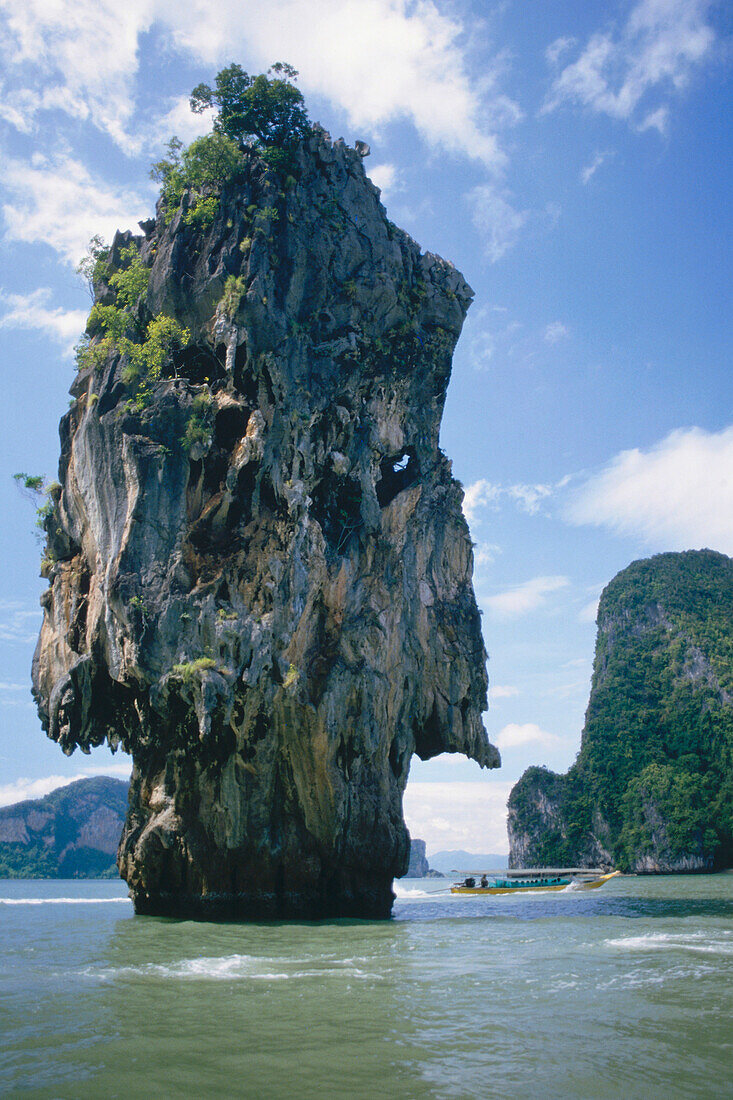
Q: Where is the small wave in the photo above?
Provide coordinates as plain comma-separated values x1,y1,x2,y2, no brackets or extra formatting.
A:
597,962,719,990
0,896,131,906
393,885,436,898
606,931,733,956
84,953,380,982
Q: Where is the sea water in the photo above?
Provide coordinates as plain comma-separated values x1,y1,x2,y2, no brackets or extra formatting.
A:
1,874,732,1099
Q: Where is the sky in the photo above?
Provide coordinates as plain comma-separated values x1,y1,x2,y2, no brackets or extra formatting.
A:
0,0,730,856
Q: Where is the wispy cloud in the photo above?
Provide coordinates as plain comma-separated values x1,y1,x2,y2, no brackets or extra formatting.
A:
580,151,613,184
466,184,529,262
484,575,570,618
0,0,513,170
1,152,150,266
544,320,569,343
490,684,519,700
462,479,501,524
463,475,570,524
403,779,513,852
0,288,87,355
546,35,577,66
0,600,41,645
473,542,502,567
565,425,733,554
543,0,717,131
637,105,670,134
578,596,601,623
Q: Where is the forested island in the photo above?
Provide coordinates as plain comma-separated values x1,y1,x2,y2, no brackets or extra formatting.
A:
508,550,733,872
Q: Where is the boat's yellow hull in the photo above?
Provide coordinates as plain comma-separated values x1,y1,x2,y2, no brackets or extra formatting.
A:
450,871,620,896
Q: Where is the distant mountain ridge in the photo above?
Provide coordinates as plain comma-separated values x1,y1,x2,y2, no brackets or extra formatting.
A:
428,850,508,874
0,777,128,878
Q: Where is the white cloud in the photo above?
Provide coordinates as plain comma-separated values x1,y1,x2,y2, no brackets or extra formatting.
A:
0,0,155,149
403,780,513,852
462,479,501,524
484,575,569,618
463,475,567,524
0,0,510,170
565,425,733,554
546,35,577,66
0,764,132,808
506,482,556,514
368,163,401,201
145,94,213,150
1,152,150,266
0,600,41,645
578,597,600,623
544,320,569,343
490,684,518,700
580,150,612,184
494,722,559,750
637,105,670,133
473,542,502,567
543,0,716,130
466,184,529,262
0,288,87,355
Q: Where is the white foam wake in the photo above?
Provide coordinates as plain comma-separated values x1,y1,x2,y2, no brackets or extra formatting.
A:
606,931,733,955
393,885,436,898
0,896,131,905
86,953,379,982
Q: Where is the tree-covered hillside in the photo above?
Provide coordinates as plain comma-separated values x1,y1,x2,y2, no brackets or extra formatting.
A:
508,550,733,872
0,776,128,878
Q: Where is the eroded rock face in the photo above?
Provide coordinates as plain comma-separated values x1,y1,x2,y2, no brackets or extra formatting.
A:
32,128,498,918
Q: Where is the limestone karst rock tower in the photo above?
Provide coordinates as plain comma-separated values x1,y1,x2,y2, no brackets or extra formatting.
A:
32,120,498,918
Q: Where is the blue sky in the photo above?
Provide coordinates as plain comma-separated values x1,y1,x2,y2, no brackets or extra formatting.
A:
0,0,730,854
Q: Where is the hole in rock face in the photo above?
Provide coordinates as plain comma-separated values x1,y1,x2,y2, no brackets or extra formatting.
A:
413,704,444,761
171,345,225,385
215,405,249,453
311,474,363,552
376,448,419,507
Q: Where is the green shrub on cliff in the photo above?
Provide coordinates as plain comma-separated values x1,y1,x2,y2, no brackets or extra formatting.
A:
172,657,217,683
181,392,213,452
151,133,244,225
509,550,733,871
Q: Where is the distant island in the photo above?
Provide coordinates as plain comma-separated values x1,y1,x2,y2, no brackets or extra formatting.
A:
403,839,444,877
509,550,733,873
0,777,128,878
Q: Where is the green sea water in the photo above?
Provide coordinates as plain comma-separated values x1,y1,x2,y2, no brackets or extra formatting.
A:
1,874,732,1099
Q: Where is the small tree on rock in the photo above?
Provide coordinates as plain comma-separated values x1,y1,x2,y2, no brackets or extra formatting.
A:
190,63,310,160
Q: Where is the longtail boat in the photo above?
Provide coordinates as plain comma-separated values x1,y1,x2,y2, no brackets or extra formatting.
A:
450,869,620,895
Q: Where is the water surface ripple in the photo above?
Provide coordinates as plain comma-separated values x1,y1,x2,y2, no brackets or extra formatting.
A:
1,874,731,1098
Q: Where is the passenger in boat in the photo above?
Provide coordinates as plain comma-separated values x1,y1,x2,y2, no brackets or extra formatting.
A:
480,875,489,888
464,877,475,888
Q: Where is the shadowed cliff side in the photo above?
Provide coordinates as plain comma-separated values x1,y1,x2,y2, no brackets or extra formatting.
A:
508,550,733,873
32,118,498,918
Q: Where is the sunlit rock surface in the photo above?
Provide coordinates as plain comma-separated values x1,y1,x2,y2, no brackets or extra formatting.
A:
33,128,498,918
